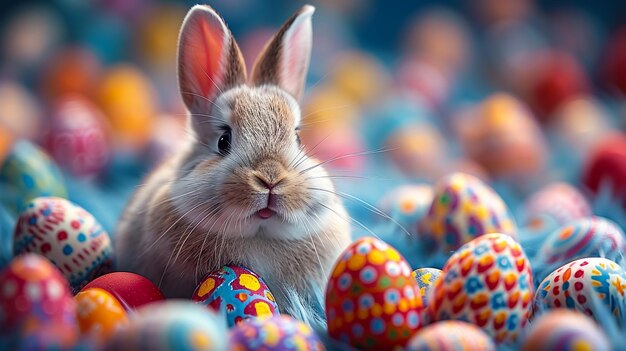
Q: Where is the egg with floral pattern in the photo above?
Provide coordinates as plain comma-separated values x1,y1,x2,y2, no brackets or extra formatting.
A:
75,287,128,341
411,268,442,307
13,197,113,292
229,315,324,351
326,237,424,350
407,320,496,351
0,254,78,348
534,257,626,323
103,301,227,351
428,233,533,344
521,309,610,351
418,173,517,253
192,265,278,327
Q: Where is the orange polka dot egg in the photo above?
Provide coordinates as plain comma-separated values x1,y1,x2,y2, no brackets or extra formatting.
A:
325,237,424,350
192,265,278,327
75,287,128,341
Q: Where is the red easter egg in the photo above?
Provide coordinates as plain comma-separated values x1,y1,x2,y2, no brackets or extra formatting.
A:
602,27,626,95
582,133,626,203
326,237,424,350
82,272,164,310
39,47,102,101
527,51,589,121
43,96,110,177
0,254,77,338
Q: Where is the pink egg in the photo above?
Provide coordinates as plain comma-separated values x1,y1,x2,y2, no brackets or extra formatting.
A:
43,96,110,177
523,182,591,233
407,320,496,351
0,254,78,347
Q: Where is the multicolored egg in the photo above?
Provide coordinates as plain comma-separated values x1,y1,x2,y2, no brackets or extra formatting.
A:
0,140,66,215
406,320,496,351
583,133,626,205
326,237,424,350
43,96,110,177
428,233,533,343
411,268,442,307
229,315,325,351
0,254,78,347
192,265,279,327
385,123,447,180
418,172,517,253
82,272,164,310
535,216,625,271
13,197,113,292
534,257,626,322
103,301,228,351
75,287,128,341
521,309,610,351
379,184,434,230
522,182,591,234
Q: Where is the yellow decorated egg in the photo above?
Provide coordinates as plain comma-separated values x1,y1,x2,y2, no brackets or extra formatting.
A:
418,172,517,253
326,237,424,350
428,233,533,344
97,64,157,151
411,268,442,307
75,287,128,341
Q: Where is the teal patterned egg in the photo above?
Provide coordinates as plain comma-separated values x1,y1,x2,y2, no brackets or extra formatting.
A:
0,140,66,215
411,268,442,307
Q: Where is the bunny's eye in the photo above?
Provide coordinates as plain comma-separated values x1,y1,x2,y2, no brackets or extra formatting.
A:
218,129,231,155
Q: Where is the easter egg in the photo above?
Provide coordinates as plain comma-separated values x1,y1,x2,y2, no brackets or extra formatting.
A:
406,320,496,351
411,268,442,307
82,272,164,310
229,315,325,351
103,301,228,351
75,287,128,341
379,184,434,230
527,51,589,120
40,47,102,100
0,81,42,140
328,52,390,106
325,237,424,350
534,257,626,322
535,216,625,269
521,309,610,351
583,133,626,204
385,123,447,180
418,172,517,253
455,93,546,181
523,182,591,234
192,265,279,327
428,233,533,343
13,197,113,292
602,27,626,96
43,96,111,177
0,254,78,347
97,64,157,151
0,140,66,215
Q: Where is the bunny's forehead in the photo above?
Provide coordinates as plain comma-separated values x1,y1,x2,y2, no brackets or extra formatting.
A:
215,85,301,130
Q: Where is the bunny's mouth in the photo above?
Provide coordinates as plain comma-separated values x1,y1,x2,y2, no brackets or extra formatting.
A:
257,208,275,219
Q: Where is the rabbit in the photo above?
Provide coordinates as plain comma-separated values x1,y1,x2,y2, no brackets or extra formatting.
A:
115,4,351,325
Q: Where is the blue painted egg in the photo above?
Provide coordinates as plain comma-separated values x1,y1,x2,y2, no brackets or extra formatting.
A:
103,301,228,351
192,265,279,327
0,140,66,215
411,267,442,307
13,197,113,292
229,315,324,351
379,185,434,231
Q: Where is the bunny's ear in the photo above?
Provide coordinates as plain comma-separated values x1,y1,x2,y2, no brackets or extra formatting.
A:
250,5,314,101
177,5,246,113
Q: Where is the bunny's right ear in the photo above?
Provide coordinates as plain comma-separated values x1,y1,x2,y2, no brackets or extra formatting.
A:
177,5,246,115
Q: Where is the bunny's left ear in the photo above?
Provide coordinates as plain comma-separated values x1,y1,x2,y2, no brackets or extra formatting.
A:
250,5,314,101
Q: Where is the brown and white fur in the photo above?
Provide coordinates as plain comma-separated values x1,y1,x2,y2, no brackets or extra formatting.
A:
115,4,351,323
